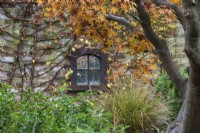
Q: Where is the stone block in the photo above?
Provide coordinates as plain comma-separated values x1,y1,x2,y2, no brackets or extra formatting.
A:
1,57,14,63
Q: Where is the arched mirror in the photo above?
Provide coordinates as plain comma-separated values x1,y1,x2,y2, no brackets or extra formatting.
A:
77,55,100,85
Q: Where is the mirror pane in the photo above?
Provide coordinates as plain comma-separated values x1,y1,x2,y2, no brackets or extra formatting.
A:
89,70,100,85
77,70,88,85
89,56,100,69
77,55,88,69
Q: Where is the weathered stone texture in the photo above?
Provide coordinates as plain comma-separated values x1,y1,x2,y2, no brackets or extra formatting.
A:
0,4,71,92
168,23,189,68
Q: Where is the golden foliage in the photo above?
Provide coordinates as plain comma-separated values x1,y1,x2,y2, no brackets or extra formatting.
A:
169,0,182,5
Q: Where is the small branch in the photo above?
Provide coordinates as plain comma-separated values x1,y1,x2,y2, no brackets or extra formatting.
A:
36,33,70,42
105,14,135,31
44,65,66,91
0,29,19,40
127,13,142,23
34,58,66,78
0,0,37,5
2,8,32,23
32,114,38,133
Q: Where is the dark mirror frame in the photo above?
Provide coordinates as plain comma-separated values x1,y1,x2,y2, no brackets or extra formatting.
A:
70,49,107,91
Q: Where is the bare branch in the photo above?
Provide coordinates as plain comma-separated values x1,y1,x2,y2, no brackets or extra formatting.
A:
105,14,135,31
44,65,66,91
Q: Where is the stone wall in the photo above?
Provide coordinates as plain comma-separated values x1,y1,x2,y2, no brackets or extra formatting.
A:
168,23,189,68
0,3,71,92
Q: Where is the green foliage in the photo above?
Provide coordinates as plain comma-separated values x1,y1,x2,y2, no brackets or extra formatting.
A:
155,68,188,120
97,77,170,133
0,84,15,132
0,83,124,133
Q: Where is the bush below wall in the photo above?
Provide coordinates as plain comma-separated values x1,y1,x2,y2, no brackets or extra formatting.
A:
0,83,125,133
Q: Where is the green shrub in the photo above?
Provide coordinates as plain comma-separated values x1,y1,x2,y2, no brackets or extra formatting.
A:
0,83,15,132
155,68,188,120
96,78,170,133
0,83,125,133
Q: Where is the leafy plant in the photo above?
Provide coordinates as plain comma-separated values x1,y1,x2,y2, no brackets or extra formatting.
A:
155,68,188,120
0,83,15,132
0,83,124,133
96,77,170,133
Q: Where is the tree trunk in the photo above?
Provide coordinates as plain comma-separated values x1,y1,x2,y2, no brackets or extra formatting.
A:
135,0,200,132
166,0,200,132
180,0,200,132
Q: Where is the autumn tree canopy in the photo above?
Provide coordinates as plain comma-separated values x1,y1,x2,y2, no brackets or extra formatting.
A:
36,0,179,85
